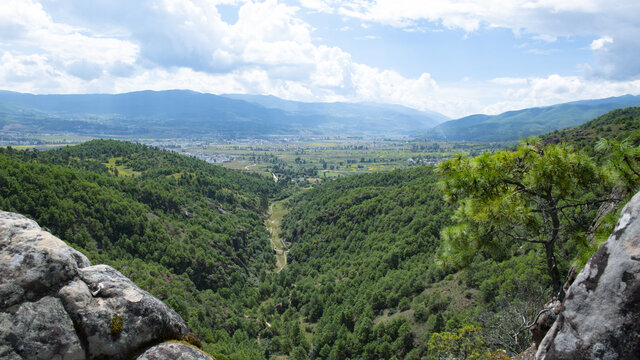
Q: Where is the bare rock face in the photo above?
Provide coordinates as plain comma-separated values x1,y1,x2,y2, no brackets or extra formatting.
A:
535,192,640,359
0,211,205,360
136,342,214,360
0,296,84,360
0,211,91,309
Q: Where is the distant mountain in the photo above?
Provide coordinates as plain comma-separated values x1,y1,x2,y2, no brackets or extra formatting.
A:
418,94,640,142
223,94,449,131
0,90,309,137
0,90,447,138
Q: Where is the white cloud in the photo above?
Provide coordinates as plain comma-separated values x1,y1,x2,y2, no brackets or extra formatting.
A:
0,51,109,93
0,0,139,70
331,0,636,37
587,35,640,80
299,0,333,13
590,36,613,50
2,0,640,120
0,0,454,114
0,0,139,93
0,0,444,112
329,0,640,80
532,34,557,42
309,46,350,88
350,65,439,109
491,77,528,86
355,35,377,40
482,74,640,115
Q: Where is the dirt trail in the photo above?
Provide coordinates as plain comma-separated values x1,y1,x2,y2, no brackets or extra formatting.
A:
266,201,290,272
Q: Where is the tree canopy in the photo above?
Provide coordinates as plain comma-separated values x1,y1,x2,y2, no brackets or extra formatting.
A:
438,139,609,297
0,140,279,358
3,106,638,358
596,137,640,190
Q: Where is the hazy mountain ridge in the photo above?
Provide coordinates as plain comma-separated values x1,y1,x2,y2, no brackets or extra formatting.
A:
419,94,640,141
0,90,308,137
4,90,639,141
222,93,449,131
0,90,447,137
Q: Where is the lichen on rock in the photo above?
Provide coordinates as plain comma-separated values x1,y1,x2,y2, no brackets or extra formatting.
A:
535,191,640,359
111,314,124,336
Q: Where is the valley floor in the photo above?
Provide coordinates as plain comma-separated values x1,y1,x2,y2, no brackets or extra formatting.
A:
266,199,290,272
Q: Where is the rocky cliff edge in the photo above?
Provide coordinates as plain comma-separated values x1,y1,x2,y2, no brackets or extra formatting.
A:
0,211,213,360
535,191,640,359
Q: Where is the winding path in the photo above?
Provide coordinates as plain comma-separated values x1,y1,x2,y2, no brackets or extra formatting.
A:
265,201,290,272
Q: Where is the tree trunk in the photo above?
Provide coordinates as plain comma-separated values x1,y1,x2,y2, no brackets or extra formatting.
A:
546,207,564,300
544,241,563,300
544,202,564,301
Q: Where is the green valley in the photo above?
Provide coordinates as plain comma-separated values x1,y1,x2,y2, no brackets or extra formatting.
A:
1,107,639,359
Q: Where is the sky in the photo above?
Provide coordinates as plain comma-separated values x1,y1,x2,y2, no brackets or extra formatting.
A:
2,0,640,118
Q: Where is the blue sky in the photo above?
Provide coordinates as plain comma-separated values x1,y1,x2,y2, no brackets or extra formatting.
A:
1,0,640,118
310,17,592,81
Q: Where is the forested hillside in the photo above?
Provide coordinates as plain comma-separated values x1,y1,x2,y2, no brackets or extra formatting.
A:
0,140,279,358
542,107,640,191
253,162,566,359
266,168,453,359
543,106,640,148
1,108,639,359
249,107,640,359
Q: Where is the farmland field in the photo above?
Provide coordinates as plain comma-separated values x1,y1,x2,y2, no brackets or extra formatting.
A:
3,134,508,183
172,136,507,182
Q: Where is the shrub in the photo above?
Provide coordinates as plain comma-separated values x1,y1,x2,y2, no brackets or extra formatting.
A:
183,332,202,348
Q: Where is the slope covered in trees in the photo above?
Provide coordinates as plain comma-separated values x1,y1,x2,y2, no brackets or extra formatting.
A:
541,107,640,197
542,106,640,149
0,140,279,358
252,162,575,359
272,168,454,359
245,165,577,358
2,107,639,359
252,108,640,359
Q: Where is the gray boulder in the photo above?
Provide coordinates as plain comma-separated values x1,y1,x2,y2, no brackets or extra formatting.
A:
0,296,84,360
0,211,205,360
136,342,214,360
536,191,640,359
0,211,91,308
62,265,191,359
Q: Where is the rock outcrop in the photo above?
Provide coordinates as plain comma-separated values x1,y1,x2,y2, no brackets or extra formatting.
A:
0,211,212,360
136,342,214,360
535,192,640,359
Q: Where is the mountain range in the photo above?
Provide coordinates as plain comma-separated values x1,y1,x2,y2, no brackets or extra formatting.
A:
419,94,640,141
2,89,640,141
222,93,450,133
0,90,446,137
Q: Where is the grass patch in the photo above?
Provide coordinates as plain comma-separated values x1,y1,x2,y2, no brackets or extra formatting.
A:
104,157,141,177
